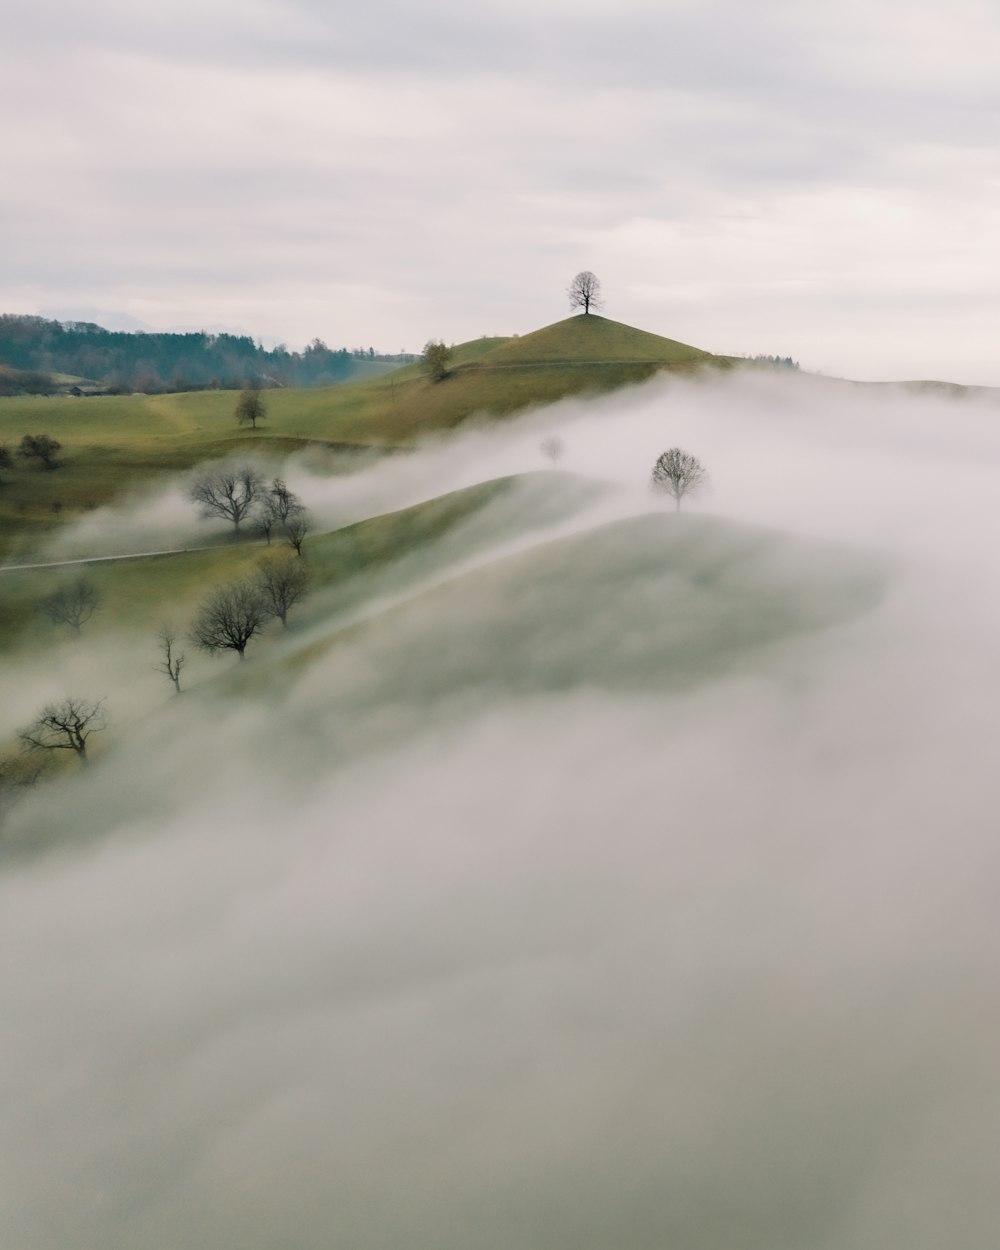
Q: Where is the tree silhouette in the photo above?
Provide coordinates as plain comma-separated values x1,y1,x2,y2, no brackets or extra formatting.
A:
651,448,707,511
18,697,107,766
568,271,602,315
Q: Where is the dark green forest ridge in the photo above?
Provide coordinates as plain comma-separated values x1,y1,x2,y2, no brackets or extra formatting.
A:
0,314,730,559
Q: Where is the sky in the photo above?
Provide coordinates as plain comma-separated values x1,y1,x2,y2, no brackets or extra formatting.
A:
6,371,1000,1245
4,0,1000,379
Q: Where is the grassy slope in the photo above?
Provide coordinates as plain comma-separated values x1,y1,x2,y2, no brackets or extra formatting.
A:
473,314,718,366
0,316,729,559
0,472,595,656
260,511,887,717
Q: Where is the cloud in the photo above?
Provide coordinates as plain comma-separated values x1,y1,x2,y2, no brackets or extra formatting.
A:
4,371,1000,1246
3,1,1000,376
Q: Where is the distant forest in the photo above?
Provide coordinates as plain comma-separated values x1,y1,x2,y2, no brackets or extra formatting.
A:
0,315,415,396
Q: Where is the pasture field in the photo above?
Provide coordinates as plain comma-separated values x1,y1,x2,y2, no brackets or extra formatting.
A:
0,475,528,657
0,315,730,560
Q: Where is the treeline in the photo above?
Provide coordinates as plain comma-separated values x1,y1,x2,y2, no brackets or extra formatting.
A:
0,315,415,395
746,354,800,369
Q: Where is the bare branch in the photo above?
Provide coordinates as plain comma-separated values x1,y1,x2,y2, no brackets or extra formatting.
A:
154,628,186,693
568,271,603,315
41,578,99,635
18,697,107,765
190,579,272,659
235,385,267,430
283,511,311,557
256,552,309,627
650,447,708,511
187,464,263,532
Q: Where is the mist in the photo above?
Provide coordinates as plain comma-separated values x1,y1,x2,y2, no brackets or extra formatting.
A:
4,369,1000,1248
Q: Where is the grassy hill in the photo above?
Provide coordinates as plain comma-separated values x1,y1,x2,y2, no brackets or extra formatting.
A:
0,315,727,560
0,471,605,657
252,510,887,726
471,315,719,368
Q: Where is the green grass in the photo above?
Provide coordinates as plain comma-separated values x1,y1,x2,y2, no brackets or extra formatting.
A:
0,315,730,560
0,474,536,656
245,510,888,713
471,314,720,367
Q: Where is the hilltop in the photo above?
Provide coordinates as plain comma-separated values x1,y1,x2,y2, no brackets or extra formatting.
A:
0,313,727,558
469,314,720,368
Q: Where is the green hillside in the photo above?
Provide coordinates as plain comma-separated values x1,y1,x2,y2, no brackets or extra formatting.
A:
263,510,887,721
0,471,604,657
0,315,727,560
472,314,718,367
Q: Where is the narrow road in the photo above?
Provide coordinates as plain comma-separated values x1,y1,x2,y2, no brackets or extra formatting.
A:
0,542,241,573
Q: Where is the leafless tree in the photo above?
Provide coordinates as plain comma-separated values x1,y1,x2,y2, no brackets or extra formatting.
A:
0,444,12,483
283,510,311,557
541,436,565,466
190,579,271,660
18,697,107,766
422,340,452,382
257,507,276,544
267,478,304,525
651,447,708,511
256,552,309,627
154,628,186,693
41,578,99,635
18,433,62,469
235,384,267,430
568,271,603,315
187,464,263,532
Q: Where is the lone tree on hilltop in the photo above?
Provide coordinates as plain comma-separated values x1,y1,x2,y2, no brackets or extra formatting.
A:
568,271,602,315
235,384,267,430
154,628,186,693
256,551,309,627
18,433,62,470
190,579,271,660
422,340,452,382
187,464,262,532
41,578,99,635
651,447,708,511
18,697,107,766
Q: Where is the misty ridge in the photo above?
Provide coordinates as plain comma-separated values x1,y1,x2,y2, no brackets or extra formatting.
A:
4,367,1000,1247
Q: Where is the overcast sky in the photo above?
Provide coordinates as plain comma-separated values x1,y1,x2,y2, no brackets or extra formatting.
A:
4,0,1000,381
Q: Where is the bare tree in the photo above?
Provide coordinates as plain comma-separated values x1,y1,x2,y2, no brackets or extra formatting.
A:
256,552,309,627
0,444,12,483
283,510,311,557
540,436,565,467
568,271,602,315
41,578,99,635
235,384,267,430
187,464,262,532
18,697,107,766
190,579,271,660
256,479,306,545
422,340,452,382
257,507,276,545
18,433,62,469
154,628,186,693
267,478,304,525
651,447,708,511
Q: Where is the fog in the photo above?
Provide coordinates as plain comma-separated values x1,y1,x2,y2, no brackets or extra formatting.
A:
4,369,1000,1248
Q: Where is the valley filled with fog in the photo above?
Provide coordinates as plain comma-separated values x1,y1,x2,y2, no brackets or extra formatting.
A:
4,369,1000,1249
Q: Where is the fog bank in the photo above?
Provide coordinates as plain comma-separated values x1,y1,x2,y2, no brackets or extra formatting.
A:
4,370,1000,1248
